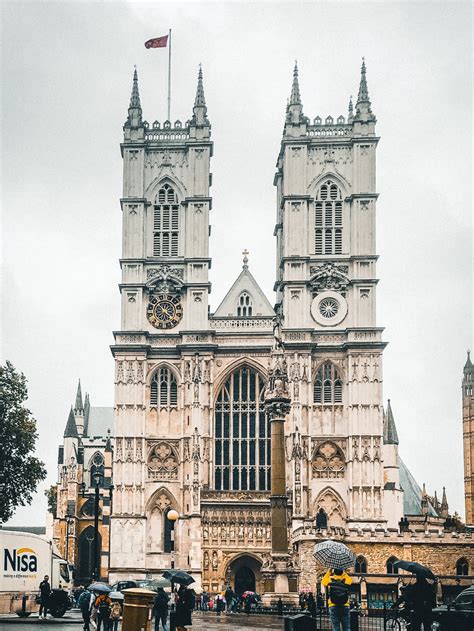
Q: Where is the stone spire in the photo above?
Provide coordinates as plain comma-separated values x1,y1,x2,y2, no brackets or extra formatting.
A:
354,58,375,123
83,392,90,437
125,67,143,128
348,95,354,123
441,486,449,517
383,399,399,445
464,349,473,373
191,64,209,126
421,482,429,516
64,406,79,438
286,61,305,125
74,379,83,413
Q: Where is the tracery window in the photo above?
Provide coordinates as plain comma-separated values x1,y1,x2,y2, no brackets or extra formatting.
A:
386,556,399,575
214,366,269,491
355,556,368,574
313,362,343,404
456,557,469,576
153,183,179,257
237,292,253,317
312,442,345,479
315,180,343,255
150,367,178,408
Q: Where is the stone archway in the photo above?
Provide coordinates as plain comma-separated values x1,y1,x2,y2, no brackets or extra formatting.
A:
227,554,262,595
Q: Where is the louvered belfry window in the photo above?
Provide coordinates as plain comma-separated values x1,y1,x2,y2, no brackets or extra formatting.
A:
214,366,269,491
315,181,343,255
153,184,179,256
313,362,343,404
150,367,178,407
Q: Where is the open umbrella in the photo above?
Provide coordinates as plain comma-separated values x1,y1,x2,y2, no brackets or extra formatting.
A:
87,582,111,594
393,560,436,580
162,570,195,586
108,591,124,601
313,540,356,570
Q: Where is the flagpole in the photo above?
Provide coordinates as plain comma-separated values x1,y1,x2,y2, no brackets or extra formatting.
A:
167,28,171,121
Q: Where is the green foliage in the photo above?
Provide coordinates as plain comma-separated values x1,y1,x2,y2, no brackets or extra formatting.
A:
44,484,57,517
0,361,46,523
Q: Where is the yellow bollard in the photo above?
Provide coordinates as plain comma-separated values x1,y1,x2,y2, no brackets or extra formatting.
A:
121,588,156,631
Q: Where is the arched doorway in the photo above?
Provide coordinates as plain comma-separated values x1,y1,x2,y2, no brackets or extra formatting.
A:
227,554,262,595
235,566,255,594
78,526,102,582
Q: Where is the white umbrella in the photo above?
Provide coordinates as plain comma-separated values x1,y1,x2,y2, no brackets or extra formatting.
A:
313,540,356,570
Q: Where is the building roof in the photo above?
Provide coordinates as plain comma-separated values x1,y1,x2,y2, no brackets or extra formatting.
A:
1,526,46,535
212,262,274,318
64,407,79,438
86,407,113,437
399,456,437,517
383,400,399,445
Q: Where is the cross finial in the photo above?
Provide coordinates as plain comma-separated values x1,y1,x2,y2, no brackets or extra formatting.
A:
242,249,249,268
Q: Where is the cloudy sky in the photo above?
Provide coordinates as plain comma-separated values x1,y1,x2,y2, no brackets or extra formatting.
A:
2,1,472,525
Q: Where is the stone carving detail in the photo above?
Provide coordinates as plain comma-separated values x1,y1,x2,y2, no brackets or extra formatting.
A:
312,442,345,478
309,262,350,295
116,362,125,383
315,488,346,528
147,442,179,480
147,266,184,293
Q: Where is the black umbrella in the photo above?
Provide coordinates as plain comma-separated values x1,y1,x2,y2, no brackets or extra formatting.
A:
393,560,436,580
87,582,111,593
162,570,195,586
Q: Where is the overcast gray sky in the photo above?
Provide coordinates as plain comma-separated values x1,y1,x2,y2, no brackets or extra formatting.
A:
1,1,472,526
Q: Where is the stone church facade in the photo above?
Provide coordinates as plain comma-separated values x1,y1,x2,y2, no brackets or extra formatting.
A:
108,61,411,594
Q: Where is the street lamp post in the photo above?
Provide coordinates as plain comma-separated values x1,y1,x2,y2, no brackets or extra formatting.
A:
166,509,179,631
64,512,73,564
80,474,113,582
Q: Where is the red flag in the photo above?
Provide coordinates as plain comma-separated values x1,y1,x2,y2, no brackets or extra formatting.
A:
144,35,168,49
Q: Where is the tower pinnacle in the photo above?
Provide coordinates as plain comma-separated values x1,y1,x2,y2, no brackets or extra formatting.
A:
191,64,209,126
74,379,83,412
383,399,399,445
354,58,375,123
286,61,305,126
125,67,143,128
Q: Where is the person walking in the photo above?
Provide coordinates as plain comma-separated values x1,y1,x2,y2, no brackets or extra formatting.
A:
109,598,123,631
175,584,193,631
394,576,436,631
321,567,352,631
38,575,51,619
95,593,112,631
225,586,234,613
77,589,94,631
152,587,170,631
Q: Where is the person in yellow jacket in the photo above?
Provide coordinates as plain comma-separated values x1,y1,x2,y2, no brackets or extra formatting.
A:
321,568,352,631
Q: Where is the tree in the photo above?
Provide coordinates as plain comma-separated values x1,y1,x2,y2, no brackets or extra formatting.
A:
0,361,46,523
44,484,57,518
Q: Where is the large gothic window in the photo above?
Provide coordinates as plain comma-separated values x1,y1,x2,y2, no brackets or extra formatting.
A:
313,362,343,404
386,556,399,575
153,183,179,257
237,292,253,316
150,367,178,408
214,366,269,491
314,180,343,255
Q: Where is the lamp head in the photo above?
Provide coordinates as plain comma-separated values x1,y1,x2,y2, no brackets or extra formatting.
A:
167,509,179,522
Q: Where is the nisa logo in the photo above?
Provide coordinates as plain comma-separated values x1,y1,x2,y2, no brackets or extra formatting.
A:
3,548,38,572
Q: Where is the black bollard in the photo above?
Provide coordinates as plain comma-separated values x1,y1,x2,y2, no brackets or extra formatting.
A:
350,608,359,631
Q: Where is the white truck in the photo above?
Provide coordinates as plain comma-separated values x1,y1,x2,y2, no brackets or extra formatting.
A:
0,529,72,617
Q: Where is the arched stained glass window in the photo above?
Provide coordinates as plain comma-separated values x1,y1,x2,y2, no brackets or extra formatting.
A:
237,292,253,317
386,556,398,575
153,183,180,257
315,180,343,255
355,556,368,573
150,367,178,408
456,558,469,576
313,362,343,404
214,366,269,491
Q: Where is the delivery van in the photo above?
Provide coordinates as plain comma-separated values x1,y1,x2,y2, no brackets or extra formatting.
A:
0,529,72,617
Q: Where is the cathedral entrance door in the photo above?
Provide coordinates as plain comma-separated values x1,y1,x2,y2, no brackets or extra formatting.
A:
234,566,256,594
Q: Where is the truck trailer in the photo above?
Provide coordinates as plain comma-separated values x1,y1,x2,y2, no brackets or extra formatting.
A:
0,529,72,617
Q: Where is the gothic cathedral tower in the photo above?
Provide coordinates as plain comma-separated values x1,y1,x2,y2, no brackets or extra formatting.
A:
110,67,212,580
274,62,402,530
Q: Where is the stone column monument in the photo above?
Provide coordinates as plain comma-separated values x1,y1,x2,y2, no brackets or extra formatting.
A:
262,318,300,604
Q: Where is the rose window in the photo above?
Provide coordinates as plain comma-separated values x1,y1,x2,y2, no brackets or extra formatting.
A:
319,297,339,318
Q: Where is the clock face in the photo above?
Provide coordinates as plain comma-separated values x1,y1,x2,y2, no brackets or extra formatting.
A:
147,293,183,329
